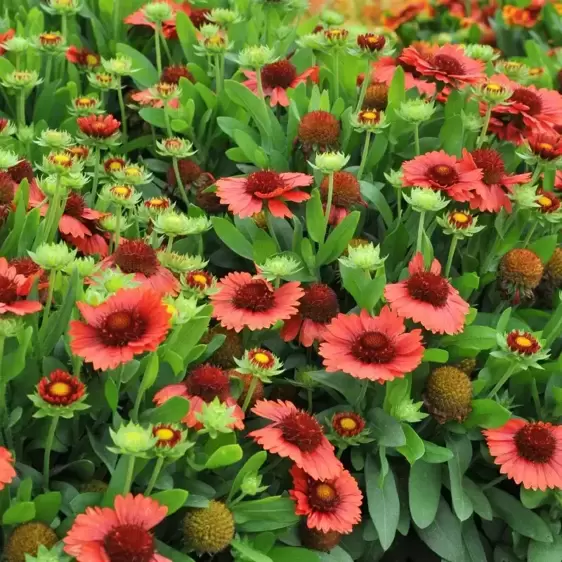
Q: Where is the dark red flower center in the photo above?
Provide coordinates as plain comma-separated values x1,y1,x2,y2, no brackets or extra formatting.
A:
428,164,459,188
515,422,556,464
261,60,298,90
186,364,230,402
511,88,542,116
357,33,386,52
433,54,465,76
104,157,126,174
298,111,341,147
245,171,285,196
9,257,40,278
320,171,362,208
232,279,275,312
309,482,339,512
351,331,396,364
470,148,505,185
0,274,19,304
161,65,194,85
103,524,155,562
0,172,14,205
280,411,324,452
406,272,450,307
189,7,211,28
299,283,339,323
113,240,159,276
8,160,34,183
100,310,147,347
64,192,86,218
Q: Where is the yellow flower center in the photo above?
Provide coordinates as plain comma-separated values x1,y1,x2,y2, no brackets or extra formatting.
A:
515,336,533,348
486,83,502,92
530,67,543,76
554,3,562,14
165,303,177,317
149,197,166,207
539,142,553,151
207,35,224,46
253,352,271,364
125,167,141,177
109,161,124,171
538,195,553,207
315,484,336,501
52,154,71,165
339,417,358,431
361,111,378,121
452,212,470,224
155,427,175,441
111,185,132,197
76,97,95,107
50,382,71,397
57,0,72,6
192,274,208,285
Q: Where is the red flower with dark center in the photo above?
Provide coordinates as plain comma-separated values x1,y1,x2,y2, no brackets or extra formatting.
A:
527,131,562,160
484,419,562,490
8,159,34,184
281,283,339,347
332,412,365,438
250,400,343,480
428,164,459,188
77,114,121,139
0,172,14,205
66,145,90,161
104,524,154,562
0,258,42,316
9,257,41,279
373,55,436,97
104,157,127,174
319,172,365,224
153,424,182,448
38,370,85,406
471,148,504,185
537,189,561,213
65,46,101,68
351,331,396,364
362,83,389,110
0,29,15,56
144,197,171,212
161,65,194,85
64,192,86,218
385,253,469,334
232,279,275,312
357,33,385,52
298,111,341,149
262,60,298,90
382,2,427,30
69,289,170,371
189,7,210,27
184,270,215,292
511,88,542,115
506,331,542,355
448,210,473,229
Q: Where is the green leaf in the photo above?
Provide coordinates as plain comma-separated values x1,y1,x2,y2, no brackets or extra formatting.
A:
116,43,158,87
528,536,562,562
224,80,271,141
464,399,510,429
233,497,300,532
306,189,325,243
204,444,243,469
446,434,473,521
33,492,62,523
151,489,189,515
4,326,33,382
415,499,464,562
104,377,118,412
369,408,406,447
141,353,160,391
176,11,198,63
520,487,550,510
422,441,454,463
2,502,36,525
155,540,196,562
396,424,425,464
441,326,498,350
529,235,557,264
212,216,254,260
229,451,267,501
231,538,273,562
365,455,400,550
316,211,360,266
462,518,487,562
252,230,277,264
463,478,492,521
145,397,190,424
486,488,553,542
269,547,320,562
360,181,393,227
308,370,362,405
422,349,449,363
440,90,465,157
139,107,166,129
409,460,441,529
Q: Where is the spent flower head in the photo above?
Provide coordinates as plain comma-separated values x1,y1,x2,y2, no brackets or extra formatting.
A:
234,348,284,382
403,187,449,213
396,99,436,124
29,242,76,270
339,241,386,272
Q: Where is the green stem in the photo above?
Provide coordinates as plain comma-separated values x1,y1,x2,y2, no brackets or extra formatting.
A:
166,235,175,252
481,475,506,491
17,91,26,128
113,207,122,252
255,67,265,99
531,379,542,419
154,24,163,76
333,50,340,101
523,222,537,247
145,456,165,495
487,363,517,399
530,163,543,185
355,380,369,410
172,157,189,208
307,387,313,413
416,211,426,253
61,15,68,41
266,209,281,250
242,377,258,412
476,104,492,148
44,56,53,88
214,54,224,96
41,269,57,327
444,236,459,278
396,187,402,219
91,146,101,203
113,0,120,41
414,124,420,156
15,53,21,71
160,29,172,65
43,415,59,491
357,131,371,180
123,455,136,494
117,81,128,145
355,59,371,113
323,171,334,243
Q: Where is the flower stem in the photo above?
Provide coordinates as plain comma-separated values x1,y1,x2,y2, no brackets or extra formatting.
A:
0,337,6,447
355,380,369,410
117,80,128,145
255,67,265,99
396,187,402,219
414,123,420,156
41,269,57,328
44,56,53,88
214,54,224,96
91,146,101,204
266,209,281,250
333,50,340,101
145,456,165,495
444,236,459,278
357,131,371,181
160,30,173,65
123,455,136,494
307,388,313,413
172,157,189,208
17,91,26,128
242,376,258,412
323,171,334,243
43,415,59,491
154,24,163,76
112,206,122,252
416,211,426,253
523,222,538,247
487,363,517,398
355,59,371,113
530,163,543,185
166,235,175,252
476,104,492,148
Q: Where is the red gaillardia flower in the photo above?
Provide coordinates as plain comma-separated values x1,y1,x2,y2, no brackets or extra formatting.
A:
0,258,42,316
103,239,180,296
69,289,171,371
9,257,48,290
161,65,195,85
537,188,561,214
319,172,365,225
216,170,312,219
400,44,486,88
373,55,436,97
0,447,16,491
506,331,542,355
281,283,339,347
189,7,211,28
385,253,470,335
8,159,34,184
77,114,121,139
484,419,562,491
38,370,85,406
249,400,343,481
402,150,482,201
460,148,531,213
63,493,170,562
243,60,318,107
527,130,562,161
290,465,363,534
210,272,303,332
332,412,366,438
153,364,244,430
153,424,183,448
319,306,424,382
65,46,101,69
382,2,428,30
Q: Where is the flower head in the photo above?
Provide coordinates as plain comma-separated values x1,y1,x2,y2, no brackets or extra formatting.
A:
0,258,42,316
238,45,277,69
156,137,196,159
66,46,101,69
5,522,59,562
298,111,340,151
109,422,157,456
493,330,550,369
385,253,470,335
403,188,449,213
484,419,562,491
436,210,485,238
396,99,436,124
424,365,473,423
182,269,217,298
1,70,42,90
249,399,343,480
183,501,234,554
339,241,386,271
234,348,284,382
498,248,544,303
30,370,88,418
313,151,350,174
258,254,302,281
29,242,76,271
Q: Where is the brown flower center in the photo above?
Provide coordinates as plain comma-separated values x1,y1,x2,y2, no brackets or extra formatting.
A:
515,422,556,463
0,274,19,304
280,411,324,452
470,148,505,185
428,164,459,188
245,171,285,196
186,364,230,402
103,524,155,562
351,331,396,364
113,240,159,276
100,310,146,347
232,279,275,313
261,60,298,90
433,54,465,76
64,192,85,218
511,88,543,116
406,272,450,306
309,483,339,512
299,283,339,323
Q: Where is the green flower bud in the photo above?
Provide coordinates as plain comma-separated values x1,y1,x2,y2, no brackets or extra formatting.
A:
391,398,428,423
312,151,350,173
240,473,267,496
207,8,241,26
339,242,386,272
436,210,485,239
163,294,204,325
384,168,403,189
109,422,157,456
64,256,99,277
296,33,326,51
234,348,284,383
16,126,36,145
143,1,174,23
1,36,30,53
495,60,529,82
403,187,449,213
461,110,483,133
0,149,21,170
29,242,76,271
102,55,135,76
35,129,74,150
473,81,512,105
24,543,72,562
112,163,153,186
323,28,349,48
1,70,42,90
69,95,104,116
39,151,84,176
196,397,237,439
434,32,453,46
395,99,436,124
157,250,208,274
153,211,211,237
464,44,499,62
99,184,141,208
0,317,25,338
88,71,120,91
82,287,107,306
91,268,140,293
156,137,196,159
320,9,344,25
238,45,277,69
259,254,302,281
511,183,540,210
350,109,389,133
43,0,81,15
199,23,221,39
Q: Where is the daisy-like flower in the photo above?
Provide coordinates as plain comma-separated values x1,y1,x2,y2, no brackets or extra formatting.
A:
0,447,16,491
69,288,170,371
460,148,531,213
153,364,244,430
65,46,101,69
63,493,170,562
102,239,180,296
0,258,42,316
182,270,217,298
161,65,195,85
249,399,343,481
319,172,365,225
319,306,424,382
373,55,436,97
400,44,485,88
77,114,121,139
281,283,340,347
525,130,562,164
401,150,482,202
216,170,312,219
290,465,362,534
385,253,470,335
131,87,180,110
243,60,318,107
210,272,303,332
382,2,428,30
30,370,89,418
492,330,550,369
484,419,562,491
